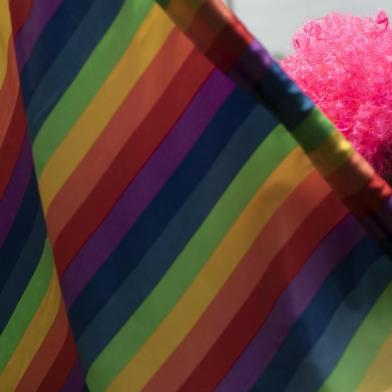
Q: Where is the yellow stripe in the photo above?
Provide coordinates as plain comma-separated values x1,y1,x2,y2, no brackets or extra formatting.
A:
0,0,12,90
166,0,204,30
308,129,355,177
108,147,313,391
0,267,62,389
38,5,175,212
358,333,392,392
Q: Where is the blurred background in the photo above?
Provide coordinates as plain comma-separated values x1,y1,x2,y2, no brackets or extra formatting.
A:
225,0,392,57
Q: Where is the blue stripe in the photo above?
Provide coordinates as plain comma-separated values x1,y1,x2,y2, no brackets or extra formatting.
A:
21,0,125,140
251,237,384,392
0,209,46,333
67,88,274,367
75,92,284,370
0,175,41,295
257,62,314,130
285,255,392,392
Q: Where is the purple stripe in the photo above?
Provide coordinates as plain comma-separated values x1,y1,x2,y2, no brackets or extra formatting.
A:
60,70,234,307
60,362,85,392
229,39,273,93
15,0,64,69
0,136,33,247
216,214,365,392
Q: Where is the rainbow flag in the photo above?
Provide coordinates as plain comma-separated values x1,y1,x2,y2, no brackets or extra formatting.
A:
0,0,391,391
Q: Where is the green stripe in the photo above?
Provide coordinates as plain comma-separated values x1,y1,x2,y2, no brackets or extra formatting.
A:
319,281,392,392
32,0,155,177
0,240,53,374
292,108,335,152
87,124,297,391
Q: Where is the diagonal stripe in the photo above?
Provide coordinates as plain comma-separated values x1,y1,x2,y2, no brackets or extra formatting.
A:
253,238,385,391
70,88,260,346
61,362,86,392
0,43,20,150
0,95,26,198
38,17,178,214
14,302,68,391
104,148,312,392
0,206,46,332
50,50,213,276
0,175,41,297
292,109,392,223
0,136,32,247
308,129,354,177
157,0,204,31
326,151,375,198
0,0,12,88
9,0,34,35
344,173,392,220
215,214,365,392
15,0,64,69
143,171,333,391
291,108,334,153
178,192,348,392
31,0,155,168
36,325,79,392
20,0,96,105
83,120,289,389
358,333,392,392
0,240,52,373
24,0,128,144
61,69,235,307
319,282,392,392
286,255,392,392
0,262,61,390
75,100,279,370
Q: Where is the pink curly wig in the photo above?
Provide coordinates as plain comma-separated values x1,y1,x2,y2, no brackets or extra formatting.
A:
281,10,392,180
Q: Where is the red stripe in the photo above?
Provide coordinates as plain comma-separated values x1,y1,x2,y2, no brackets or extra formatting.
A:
187,1,253,73
143,171,333,391
50,50,213,276
15,297,79,391
205,22,251,73
15,301,69,391
43,28,193,245
37,327,78,391
0,39,20,136
0,94,26,198
9,0,35,35
344,172,392,219
178,193,347,391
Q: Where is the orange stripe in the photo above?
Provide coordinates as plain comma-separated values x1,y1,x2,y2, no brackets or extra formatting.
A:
44,29,196,244
0,38,20,149
52,49,214,276
143,171,335,391
15,301,69,392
